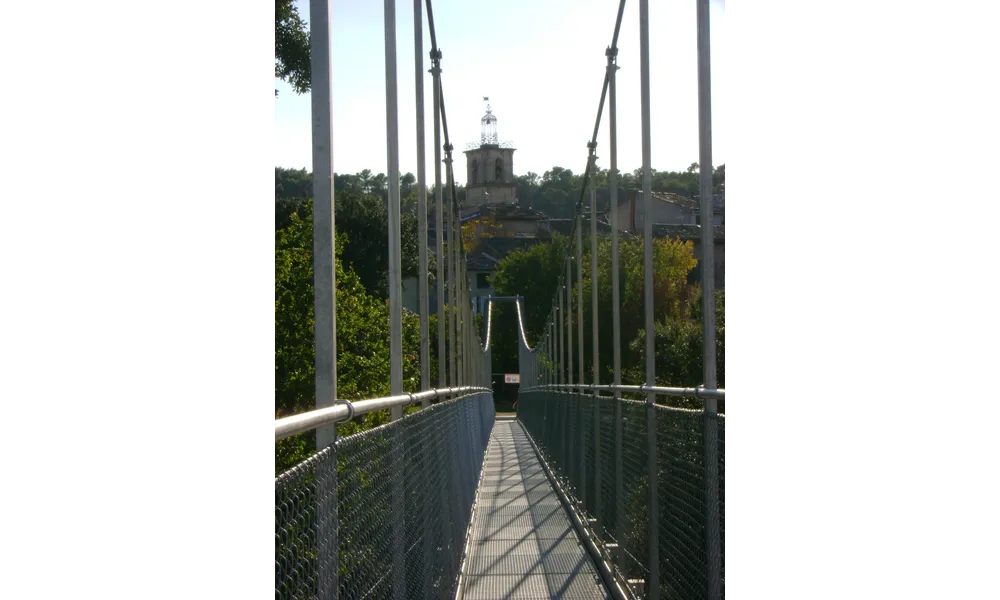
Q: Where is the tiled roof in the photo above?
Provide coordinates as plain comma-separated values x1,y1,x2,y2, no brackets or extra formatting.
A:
614,191,725,214
614,190,696,209
648,223,724,242
547,218,613,236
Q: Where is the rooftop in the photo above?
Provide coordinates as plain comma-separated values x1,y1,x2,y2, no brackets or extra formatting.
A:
616,191,725,213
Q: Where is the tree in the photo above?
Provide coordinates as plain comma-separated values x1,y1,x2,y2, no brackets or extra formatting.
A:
625,289,725,407
462,215,505,253
370,173,388,198
275,201,426,472
488,235,570,375
490,233,701,387
355,169,371,194
335,173,364,195
275,0,310,94
275,168,420,299
334,192,419,298
400,172,416,197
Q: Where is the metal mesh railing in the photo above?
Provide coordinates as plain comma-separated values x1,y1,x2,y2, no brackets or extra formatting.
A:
276,391,494,600
518,389,724,599
655,405,707,599
718,413,725,596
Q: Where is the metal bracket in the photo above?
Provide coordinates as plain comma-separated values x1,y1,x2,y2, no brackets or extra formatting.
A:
334,399,356,423
605,542,622,564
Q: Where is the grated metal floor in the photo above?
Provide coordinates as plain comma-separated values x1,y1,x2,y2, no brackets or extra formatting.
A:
460,419,610,600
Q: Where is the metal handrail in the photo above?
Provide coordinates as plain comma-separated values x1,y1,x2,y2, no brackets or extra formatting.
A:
275,386,491,441
522,383,725,401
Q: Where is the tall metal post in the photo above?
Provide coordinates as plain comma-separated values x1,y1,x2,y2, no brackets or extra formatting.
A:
558,287,567,469
310,0,337,451
466,295,471,385
588,151,600,391
444,144,461,385
557,297,563,387
466,262,472,385
458,223,464,388
414,0,429,397
722,158,729,386
462,202,467,389
639,0,660,595
697,0,721,597
576,200,586,509
271,48,278,590
576,215,585,386
547,324,553,385
457,238,463,387
384,0,403,417
566,258,573,387
588,146,601,524
431,51,445,390
383,0,405,596
607,44,624,555
551,319,555,386
445,146,457,388
546,313,550,385
309,1,338,596
414,4,433,589
542,323,552,385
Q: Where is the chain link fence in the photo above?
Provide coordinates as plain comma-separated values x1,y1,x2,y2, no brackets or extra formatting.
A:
718,412,725,597
518,389,724,599
276,391,494,600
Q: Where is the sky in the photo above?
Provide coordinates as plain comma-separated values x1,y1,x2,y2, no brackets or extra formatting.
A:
274,0,725,186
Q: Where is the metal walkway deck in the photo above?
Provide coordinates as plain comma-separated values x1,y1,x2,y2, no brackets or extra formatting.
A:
460,418,610,600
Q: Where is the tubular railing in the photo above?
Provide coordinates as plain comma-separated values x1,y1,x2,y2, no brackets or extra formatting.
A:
518,385,724,600
275,387,494,600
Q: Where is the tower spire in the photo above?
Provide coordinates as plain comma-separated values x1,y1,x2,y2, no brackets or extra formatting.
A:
480,100,498,146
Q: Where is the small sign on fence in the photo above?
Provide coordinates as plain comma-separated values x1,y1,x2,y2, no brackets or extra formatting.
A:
504,374,520,384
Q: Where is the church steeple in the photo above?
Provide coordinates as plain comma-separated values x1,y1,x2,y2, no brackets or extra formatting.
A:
465,98,516,208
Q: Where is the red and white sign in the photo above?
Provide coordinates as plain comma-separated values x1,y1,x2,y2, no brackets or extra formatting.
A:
504,374,520,384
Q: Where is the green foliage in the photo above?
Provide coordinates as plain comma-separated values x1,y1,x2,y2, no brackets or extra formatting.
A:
275,200,426,472
515,163,725,216
581,234,699,384
334,192,419,299
492,232,713,392
625,289,726,406
488,235,570,374
275,0,311,94
275,167,419,299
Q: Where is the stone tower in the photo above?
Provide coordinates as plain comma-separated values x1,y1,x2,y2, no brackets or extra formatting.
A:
464,102,516,209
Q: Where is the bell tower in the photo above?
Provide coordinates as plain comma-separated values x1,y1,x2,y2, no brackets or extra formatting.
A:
464,99,516,209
